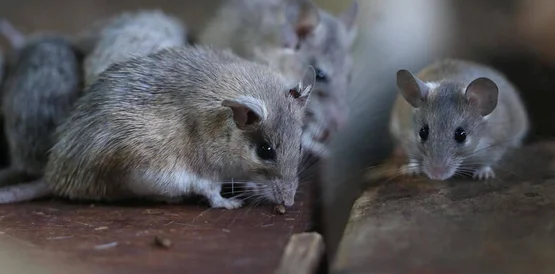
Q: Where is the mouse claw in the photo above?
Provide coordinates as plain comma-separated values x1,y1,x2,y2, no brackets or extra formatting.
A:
209,196,243,210
472,166,495,180
400,161,420,176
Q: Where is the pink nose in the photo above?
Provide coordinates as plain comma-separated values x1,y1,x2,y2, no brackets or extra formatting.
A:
428,166,449,180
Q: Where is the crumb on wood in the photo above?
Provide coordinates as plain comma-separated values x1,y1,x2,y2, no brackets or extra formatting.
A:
274,204,286,215
153,236,172,249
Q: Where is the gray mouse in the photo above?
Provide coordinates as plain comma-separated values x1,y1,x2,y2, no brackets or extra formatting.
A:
82,9,187,86
0,46,314,209
389,59,529,181
199,0,358,158
0,47,4,86
0,20,82,188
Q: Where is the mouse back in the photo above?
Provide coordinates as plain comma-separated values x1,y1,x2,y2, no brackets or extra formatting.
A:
2,35,82,175
83,9,187,86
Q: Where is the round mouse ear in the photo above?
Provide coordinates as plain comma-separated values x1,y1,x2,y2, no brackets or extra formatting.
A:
465,77,499,116
222,97,267,131
285,0,320,41
289,66,315,106
396,69,429,108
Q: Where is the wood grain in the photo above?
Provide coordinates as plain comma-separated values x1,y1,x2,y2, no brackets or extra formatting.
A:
332,142,555,274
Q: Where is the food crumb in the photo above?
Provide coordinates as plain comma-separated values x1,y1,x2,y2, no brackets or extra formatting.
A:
153,236,172,249
274,204,286,215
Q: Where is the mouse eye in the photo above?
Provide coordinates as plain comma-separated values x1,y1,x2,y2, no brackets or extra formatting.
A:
314,68,328,82
419,125,429,141
257,142,276,160
454,127,467,143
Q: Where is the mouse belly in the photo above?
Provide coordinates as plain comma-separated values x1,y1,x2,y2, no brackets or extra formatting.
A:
129,167,244,209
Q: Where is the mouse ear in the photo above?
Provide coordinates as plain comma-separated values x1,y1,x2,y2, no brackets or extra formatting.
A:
222,96,268,130
396,69,429,108
0,19,25,49
339,1,359,47
280,24,300,50
464,77,499,116
288,66,316,107
284,0,320,48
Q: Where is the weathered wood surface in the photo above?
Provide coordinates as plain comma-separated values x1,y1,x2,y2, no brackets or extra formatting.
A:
333,142,555,274
0,185,313,274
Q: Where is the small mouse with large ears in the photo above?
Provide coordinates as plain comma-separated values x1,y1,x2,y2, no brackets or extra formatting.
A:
389,59,529,181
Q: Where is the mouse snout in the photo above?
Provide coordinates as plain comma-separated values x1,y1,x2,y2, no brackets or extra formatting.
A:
282,195,295,207
423,162,457,181
269,178,297,207
326,104,349,134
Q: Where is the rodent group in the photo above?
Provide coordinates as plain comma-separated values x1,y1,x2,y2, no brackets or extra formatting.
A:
0,0,531,209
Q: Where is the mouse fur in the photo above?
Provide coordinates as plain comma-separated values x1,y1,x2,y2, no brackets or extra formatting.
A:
199,0,358,158
0,34,82,189
0,46,314,209
390,59,529,181
82,9,187,86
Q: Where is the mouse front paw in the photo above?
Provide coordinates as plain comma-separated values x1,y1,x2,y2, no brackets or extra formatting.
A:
209,195,244,210
472,166,495,180
400,161,420,176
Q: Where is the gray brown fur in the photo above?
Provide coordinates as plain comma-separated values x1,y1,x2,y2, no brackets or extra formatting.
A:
298,5,358,157
82,9,187,86
0,36,82,186
199,0,358,158
390,59,529,180
0,47,4,88
41,46,312,209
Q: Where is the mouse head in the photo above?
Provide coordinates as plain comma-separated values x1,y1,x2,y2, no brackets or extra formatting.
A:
294,2,358,141
396,69,499,180
251,0,320,86
222,67,315,206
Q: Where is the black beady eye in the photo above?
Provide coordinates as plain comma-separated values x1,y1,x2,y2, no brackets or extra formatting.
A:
454,127,466,143
257,142,276,160
315,68,327,82
419,125,429,141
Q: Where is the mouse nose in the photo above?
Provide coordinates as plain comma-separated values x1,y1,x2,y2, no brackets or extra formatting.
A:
427,166,451,181
283,197,295,207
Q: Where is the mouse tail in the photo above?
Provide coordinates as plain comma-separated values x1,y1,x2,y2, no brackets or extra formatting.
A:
0,19,26,49
0,180,51,204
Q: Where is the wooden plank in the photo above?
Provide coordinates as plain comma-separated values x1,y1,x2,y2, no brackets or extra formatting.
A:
332,142,555,274
275,232,325,274
0,182,314,274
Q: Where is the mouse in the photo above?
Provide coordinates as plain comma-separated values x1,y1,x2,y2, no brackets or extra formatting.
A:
82,9,187,86
389,59,530,181
0,47,4,86
199,0,358,158
0,21,82,188
0,46,315,209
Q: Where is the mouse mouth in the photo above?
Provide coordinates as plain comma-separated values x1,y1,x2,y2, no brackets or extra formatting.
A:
423,164,458,181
